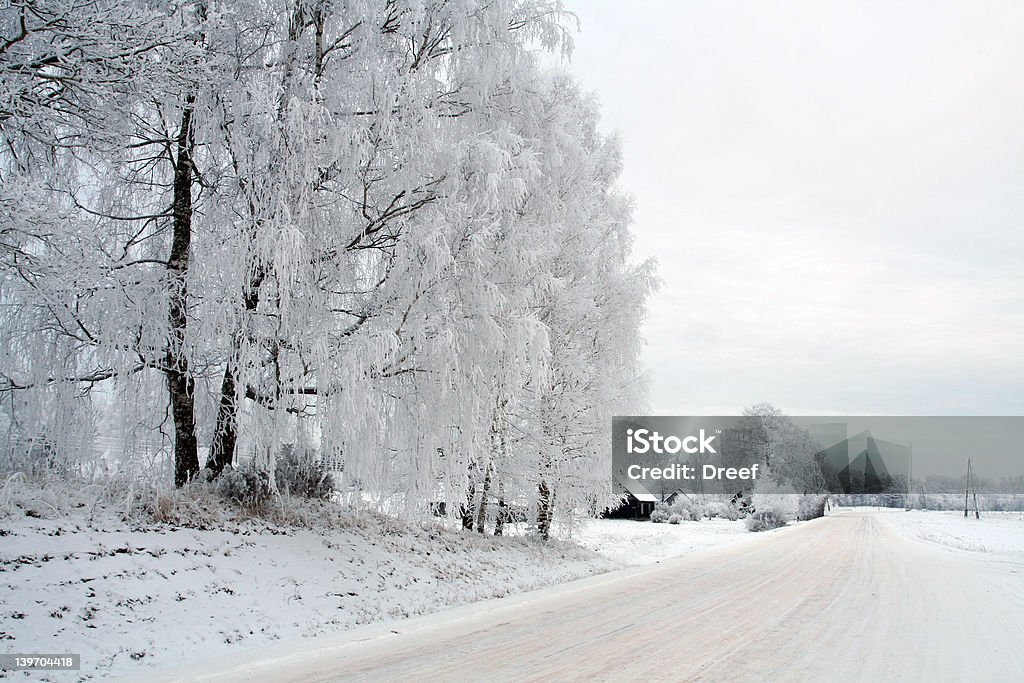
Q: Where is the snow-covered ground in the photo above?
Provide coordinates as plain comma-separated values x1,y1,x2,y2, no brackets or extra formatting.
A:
571,517,751,565
0,486,625,682
864,507,1024,558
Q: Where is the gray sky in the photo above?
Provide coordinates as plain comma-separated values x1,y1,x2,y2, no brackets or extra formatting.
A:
564,0,1024,415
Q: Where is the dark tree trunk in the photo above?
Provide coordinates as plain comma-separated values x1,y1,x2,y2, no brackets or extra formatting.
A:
166,102,199,487
167,369,198,486
205,362,237,477
475,463,491,534
537,480,553,540
461,479,476,530
208,266,264,476
494,481,507,537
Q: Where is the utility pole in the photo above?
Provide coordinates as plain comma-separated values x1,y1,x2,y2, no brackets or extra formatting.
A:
965,459,981,519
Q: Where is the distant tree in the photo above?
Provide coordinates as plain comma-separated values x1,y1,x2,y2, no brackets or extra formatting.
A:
733,403,826,494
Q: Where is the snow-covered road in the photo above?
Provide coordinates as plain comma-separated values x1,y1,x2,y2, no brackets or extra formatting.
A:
172,511,1024,682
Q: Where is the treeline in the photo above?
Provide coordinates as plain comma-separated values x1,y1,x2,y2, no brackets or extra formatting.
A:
835,493,1024,512
913,475,1024,495
0,0,652,536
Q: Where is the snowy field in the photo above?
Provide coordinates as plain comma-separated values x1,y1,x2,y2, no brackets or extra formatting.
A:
862,507,1024,558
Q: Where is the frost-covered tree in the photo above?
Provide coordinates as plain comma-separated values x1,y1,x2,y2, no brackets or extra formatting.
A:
197,0,574,496
0,0,218,483
1,0,654,537
518,75,653,537
738,403,826,494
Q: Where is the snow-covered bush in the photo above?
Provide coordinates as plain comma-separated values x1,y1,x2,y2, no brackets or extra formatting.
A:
651,500,700,523
746,507,788,532
216,465,272,512
703,499,741,520
275,445,334,500
0,438,77,479
650,503,672,523
752,477,801,519
797,494,827,520
733,491,755,517
651,496,744,523
669,496,705,519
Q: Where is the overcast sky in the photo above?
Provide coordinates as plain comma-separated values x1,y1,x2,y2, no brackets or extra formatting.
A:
563,0,1024,416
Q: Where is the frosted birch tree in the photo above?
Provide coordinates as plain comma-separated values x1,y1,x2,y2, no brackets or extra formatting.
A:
1,0,655,536
0,0,219,483
518,75,653,537
199,0,573,505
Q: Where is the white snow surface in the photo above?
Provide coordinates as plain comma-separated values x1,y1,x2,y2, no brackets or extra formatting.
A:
570,517,751,565
0,486,628,682
861,507,1024,558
